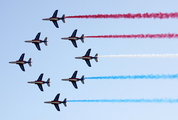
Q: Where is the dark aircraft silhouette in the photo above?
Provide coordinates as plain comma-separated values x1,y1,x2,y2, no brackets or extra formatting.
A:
28,73,50,91
44,93,67,111
25,32,47,51
62,71,84,89
9,53,32,71
42,10,65,28
75,49,98,67
61,29,84,48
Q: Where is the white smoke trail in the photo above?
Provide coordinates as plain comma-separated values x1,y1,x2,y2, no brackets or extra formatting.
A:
99,54,178,58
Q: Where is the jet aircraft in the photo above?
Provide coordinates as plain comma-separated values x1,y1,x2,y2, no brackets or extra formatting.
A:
75,49,98,67
28,73,50,91
44,93,67,111
25,32,47,51
42,10,65,28
61,29,84,48
62,71,84,89
9,53,32,71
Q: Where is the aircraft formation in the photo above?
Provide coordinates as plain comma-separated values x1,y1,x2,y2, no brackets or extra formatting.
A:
9,10,99,111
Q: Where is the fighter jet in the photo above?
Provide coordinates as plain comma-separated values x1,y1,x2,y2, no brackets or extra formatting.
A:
75,49,98,67
27,73,50,91
44,93,67,111
61,29,84,48
9,53,32,71
42,10,65,28
62,71,84,89
25,32,47,51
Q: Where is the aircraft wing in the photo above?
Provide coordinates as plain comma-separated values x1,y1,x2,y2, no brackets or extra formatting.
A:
52,10,58,18
54,104,60,111
71,71,78,78
52,21,59,28
37,73,43,81
19,64,25,71
71,40,77,48
35,43,41,51
71,29,77,37
71,81,78,89
37,84,44,91
19,53,25,61
54,93,60,101
85,60,91,67
35,32,41,40
85,49,91,56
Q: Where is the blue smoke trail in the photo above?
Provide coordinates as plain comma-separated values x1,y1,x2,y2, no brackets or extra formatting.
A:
84,74,178,79
67,99,178,103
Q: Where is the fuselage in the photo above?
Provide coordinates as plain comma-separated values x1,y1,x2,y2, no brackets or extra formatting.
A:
28,81,45,84
9,61,26,64
44,101,62,104
62,78,79,82
61,37,81,41
25,40,42,43
42,17,59,21
75,56,92,60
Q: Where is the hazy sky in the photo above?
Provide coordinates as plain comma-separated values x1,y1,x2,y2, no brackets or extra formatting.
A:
1,0,178,120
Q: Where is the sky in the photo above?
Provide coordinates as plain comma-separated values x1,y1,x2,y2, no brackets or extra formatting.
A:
1,0,178,120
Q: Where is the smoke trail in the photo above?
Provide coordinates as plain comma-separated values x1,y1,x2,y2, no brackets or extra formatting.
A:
84,74,178,79
84,33,178,39
65,12,178,19
67,99,178,103
99,54,178,58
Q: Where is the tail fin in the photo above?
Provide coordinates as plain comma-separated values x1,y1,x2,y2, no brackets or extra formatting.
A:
95,54,98,62
28,58,32,66
81,34,84,43
47,78,50,87
63,98,67,107
81,75,84,84
62,14,65,23
44,37,48,46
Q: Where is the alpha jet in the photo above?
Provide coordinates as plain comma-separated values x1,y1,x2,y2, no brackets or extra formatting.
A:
25,32,47,51
62,71,84,89
9,53,32,71
44,93,67,111
75,49,98,67
61,29,84,48
42,10,65,28
28,73,50,91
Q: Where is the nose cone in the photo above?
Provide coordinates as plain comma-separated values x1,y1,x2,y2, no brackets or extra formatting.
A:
42,18,49,20
44,101,51,104
25,40,32,43
9,61,15,64
27,81,33,83
61,37,68,40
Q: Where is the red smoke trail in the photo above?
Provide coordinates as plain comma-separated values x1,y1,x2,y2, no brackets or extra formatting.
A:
65,12,178,19
84,33,178,39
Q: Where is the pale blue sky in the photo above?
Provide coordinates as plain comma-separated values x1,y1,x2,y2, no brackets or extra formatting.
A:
1,0,178,119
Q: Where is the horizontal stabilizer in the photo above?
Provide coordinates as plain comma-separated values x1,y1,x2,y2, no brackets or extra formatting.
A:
81,34,84,43
44,37,48,46
28,58,32,66
63,98,67,107
95,54,98,62
47,78,50,87
62,14,65,23
81,80,84,84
